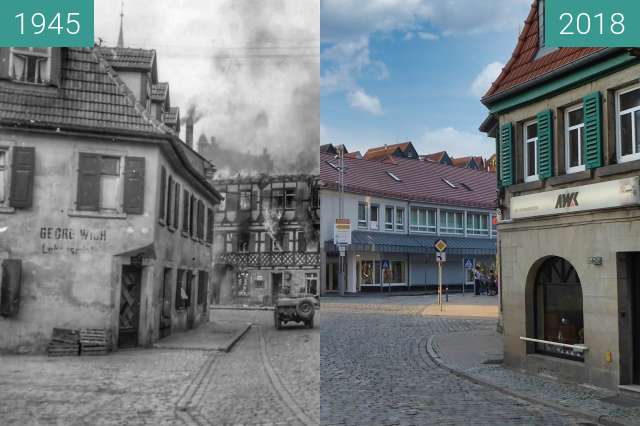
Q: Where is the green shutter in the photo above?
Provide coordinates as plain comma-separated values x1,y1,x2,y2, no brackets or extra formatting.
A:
537,109,554,180
583,91,603,169
499,123,514,187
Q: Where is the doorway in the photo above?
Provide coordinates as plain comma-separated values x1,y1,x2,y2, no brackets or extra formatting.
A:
118,264,142,348
618,252,640,385
272,272,283,303
160,268,172,338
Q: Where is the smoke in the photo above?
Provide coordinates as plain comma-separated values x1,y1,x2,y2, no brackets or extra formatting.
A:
189,0,320,175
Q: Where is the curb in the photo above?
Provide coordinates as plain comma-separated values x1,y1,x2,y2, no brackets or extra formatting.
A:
425,335,630,426
211,306,274,311
221,323,252,353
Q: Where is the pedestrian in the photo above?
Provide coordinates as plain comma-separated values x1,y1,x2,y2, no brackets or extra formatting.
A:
474,266,482,296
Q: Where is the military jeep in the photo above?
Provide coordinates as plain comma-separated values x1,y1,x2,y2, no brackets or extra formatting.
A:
274,296,316,329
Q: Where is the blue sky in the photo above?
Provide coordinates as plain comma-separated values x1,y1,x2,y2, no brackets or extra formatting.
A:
321,0,532,159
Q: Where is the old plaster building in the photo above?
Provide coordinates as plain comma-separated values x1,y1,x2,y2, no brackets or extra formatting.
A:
481,0,640,391
0,46,221,353
211,175,320,305
320,148,497,294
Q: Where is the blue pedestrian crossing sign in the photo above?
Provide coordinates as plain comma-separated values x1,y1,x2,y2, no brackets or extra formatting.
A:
464,258,474,269
381,260,390,270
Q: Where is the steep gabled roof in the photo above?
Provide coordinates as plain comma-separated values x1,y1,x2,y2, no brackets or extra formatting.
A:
451,157,477,169
320,152,496,210
151,82,169,102
482,1,603,102
98,46,156,70
363,142,417,161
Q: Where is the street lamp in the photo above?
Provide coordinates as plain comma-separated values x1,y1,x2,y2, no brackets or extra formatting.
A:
335,145,347,296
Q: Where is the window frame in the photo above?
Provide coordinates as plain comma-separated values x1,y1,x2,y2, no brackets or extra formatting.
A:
409,206,437,234
384,206,394,231
565,104,586,174
9,47,52,85
439,210,464,235
466,212,490,237
239,190,251,211
615,83,640,163
357,202,368,228
524,120,539,182
369,204,380,230
395,207,405,232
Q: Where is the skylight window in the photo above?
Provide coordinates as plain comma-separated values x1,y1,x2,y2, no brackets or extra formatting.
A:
386,171,401,182
325,161,339,171
442,178,457,188
460,183,473,192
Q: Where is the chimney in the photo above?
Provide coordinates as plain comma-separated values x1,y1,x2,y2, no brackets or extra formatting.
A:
186,116,194,149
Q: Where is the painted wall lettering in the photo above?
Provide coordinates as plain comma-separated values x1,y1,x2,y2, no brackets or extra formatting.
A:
39,226,108,256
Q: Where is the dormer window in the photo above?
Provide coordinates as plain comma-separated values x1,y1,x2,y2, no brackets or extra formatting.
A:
538,0,545,48
10,48,51,84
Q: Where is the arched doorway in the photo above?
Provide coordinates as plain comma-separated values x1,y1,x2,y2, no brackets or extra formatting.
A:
534,256,585,361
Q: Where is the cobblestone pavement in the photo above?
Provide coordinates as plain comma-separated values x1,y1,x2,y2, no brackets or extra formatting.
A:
0,310,319,426
321,295,592,425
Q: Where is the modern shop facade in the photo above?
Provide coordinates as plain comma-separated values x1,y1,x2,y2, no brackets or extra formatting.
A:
481,0,640,390
320,153,497,294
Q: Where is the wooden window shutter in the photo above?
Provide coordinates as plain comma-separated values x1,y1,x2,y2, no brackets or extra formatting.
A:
583,92,603,169
189,195,196,237
174,183,181,229
182,189,190,233
49,48,62,87
206,208,214,243
123,157,145,214
0,48,10,80
166,176,174,225
197,200,205,239
158,167,166,221
76,153,100,211
499,123,514,187
536,109,554,180
10,147,35,209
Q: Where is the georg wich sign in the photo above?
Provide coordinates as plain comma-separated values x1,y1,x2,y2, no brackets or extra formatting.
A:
510,177,640,220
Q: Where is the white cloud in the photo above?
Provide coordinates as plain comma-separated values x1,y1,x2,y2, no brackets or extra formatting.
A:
419,127,495,158
470,62,504,98
347,90,383,115
417,32,439,41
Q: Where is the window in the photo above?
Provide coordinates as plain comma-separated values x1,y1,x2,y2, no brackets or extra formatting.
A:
389,261,405,284
175,269,186,310
357,203,367,228
77,153,128,213
466,213,489,236
385,206,394,231
197,271,208,307
298,231,307,252
534,257,584,361
395,207,405,231
238,233,250,253
10,48,50,84
0,150,6,204
218,192,226,211
616,85,640,162
410,207,436,233
182,189,190,233
272,188,284,209
369,205,379,230
239,191,251,211
538,0,545,48
524,121,539,182
285,187,296,209
360,261,381,285
440,210,464,235
225,233,235,253
305,272,318,295
442,178,457,189
565,105,585,173
386,171,401,182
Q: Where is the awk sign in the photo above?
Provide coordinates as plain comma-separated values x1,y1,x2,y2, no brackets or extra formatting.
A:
511,177,640,219
555,192,579,209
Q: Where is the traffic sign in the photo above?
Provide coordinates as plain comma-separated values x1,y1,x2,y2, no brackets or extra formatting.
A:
434,239,448,253
436,252,447,263
464,258,474,269
381,260,390,270
334,219,352,245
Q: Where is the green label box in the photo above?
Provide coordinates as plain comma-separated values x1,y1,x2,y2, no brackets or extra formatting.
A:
546,0,640,47
0,0,94,47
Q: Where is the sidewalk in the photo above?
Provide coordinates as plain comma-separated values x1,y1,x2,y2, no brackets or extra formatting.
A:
429,330,640,426
421,293,499,318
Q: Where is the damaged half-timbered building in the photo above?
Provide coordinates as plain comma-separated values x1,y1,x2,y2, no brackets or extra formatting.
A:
0,46,222,353
211,175,320,305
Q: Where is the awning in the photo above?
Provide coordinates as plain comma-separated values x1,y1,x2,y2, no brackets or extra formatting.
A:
325,231,496,256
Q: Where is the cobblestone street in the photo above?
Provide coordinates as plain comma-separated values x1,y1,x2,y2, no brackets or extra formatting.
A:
320,294,593,425
0,310,319,426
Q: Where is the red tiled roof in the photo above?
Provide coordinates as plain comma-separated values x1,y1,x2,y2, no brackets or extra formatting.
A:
363,142,412,161
163,107,180,125
97,47,156,70
320,152,497,210
483,1,603,101
0,48,164,135
422,151,447,163
451,157,473,168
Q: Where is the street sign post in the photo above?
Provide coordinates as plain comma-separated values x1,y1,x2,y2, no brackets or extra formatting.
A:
334,219,351,296
463,257,474,297
434,240,447,311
